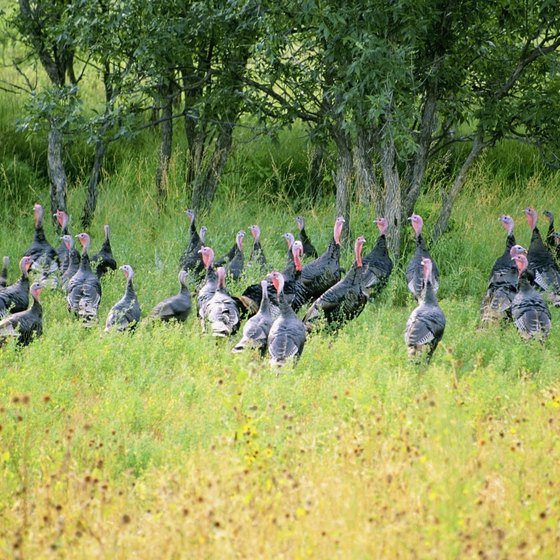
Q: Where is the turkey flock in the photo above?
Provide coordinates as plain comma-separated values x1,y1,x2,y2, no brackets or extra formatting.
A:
0,203,558,365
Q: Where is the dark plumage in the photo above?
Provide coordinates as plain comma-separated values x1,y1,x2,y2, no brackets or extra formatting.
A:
179,209,206,278
105,265,141,332
226,230,245,281
405,214,439,300
267,271,306,367
197,247,218,330
405,257,446,363
0,257,32,318
0,256,9,288
299,216,344,300
361,217,393,298
511,253,551,341
544,210,555,250
24,203,59,279
205,266,240,337
91,224,117,279
55,209,70,273
248,224,267,271
295,216,318,258
480,215,518,324
67,233,102,325
150,270,192,322
304,236,368,330
60,235,81,291
232,280,273,354
0,282,43,346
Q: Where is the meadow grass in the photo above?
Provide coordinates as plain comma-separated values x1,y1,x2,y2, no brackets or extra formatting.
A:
1,99,560,557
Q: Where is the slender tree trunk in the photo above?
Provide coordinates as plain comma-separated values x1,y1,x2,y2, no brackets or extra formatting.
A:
353,127,381,211
332,128,353,245
156,86,174,209
380,134,402,258
47,127,67,218
308,140,324,203
432,134,485,242
81,137,106,228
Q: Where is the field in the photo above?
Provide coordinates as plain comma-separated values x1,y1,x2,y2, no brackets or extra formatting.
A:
1,87,560,557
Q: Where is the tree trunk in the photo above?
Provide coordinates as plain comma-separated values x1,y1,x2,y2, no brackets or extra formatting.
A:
156,87,174,209
353,127,381,212
81,137,106,228
380,134,402,259
47,127,67,219
333,128,353,246
432,134,485,242
308,139,324,203
191,123,234,212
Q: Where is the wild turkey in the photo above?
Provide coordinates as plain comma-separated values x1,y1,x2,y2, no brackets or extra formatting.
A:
91,224,117,279
67,233,102,325
267,271,306,367
361,217,393,298
232,280,273,354
480,215,519,324
54,209,70,273
299,216,344,300
0,256,32,317
304,236,368,331
295,216,318,258
524,207,560,306
24,203,58,279
405,214,439,300
197,246,218,329
511,253,551,341
150,270,192,322
0,256,9,288
226,230,245,281
60,235,81,291
553,232,560,261
0,282,43,347
105,265,141,332
544,210,555,249
204,266,240,337
179,210,205,278
248,225,267,271
404,257,446,363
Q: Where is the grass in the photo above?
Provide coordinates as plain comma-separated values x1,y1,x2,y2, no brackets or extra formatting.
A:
1,82,560,556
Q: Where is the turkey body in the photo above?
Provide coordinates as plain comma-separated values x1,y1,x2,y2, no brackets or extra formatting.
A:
0,282,43,346
105,265,141,332
91,225,117,279
150,271,192,322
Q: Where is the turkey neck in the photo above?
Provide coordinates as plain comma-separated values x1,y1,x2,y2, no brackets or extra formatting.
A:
125,278,136,299
79,249,93,274
31,294,42,316
518,270,533,292
422,280,438,306
505,232,516,251
34,221,47,243
277,288,296,317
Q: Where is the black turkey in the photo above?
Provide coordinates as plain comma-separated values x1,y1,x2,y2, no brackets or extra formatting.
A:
0,256,32,317
150,270,192,322
204,266,240,337
54,209,70,273
480,215,518,324
248,224,267,271
304,235,368,331
543,210,555,250
60,235,81,291
197,246,218,329
404,257,446,363
232,279,273,354
67,233,102,325
91,224,117,278
524,207,560,306
24,203,59,280
0,282,43,347
179,209,206,278
299,216,344,300
361,217,393,298
405,214,439,301
295,216,318,258
511,253,551,341
105,264,141,332
267,271,306,367
225,230,245,281
0,256,9,288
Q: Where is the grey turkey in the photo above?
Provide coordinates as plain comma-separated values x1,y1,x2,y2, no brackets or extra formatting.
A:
54,209,70,273
150,270,192,322
523,207,560,306
197,246,218,330
361,217,393,298
91,224,117,279
480,215,518,325
105,264,141,332
248,224,267,271
405,214,439,301
0,282,43,347
60,235,81,291
225,230,245,281
0,256,32,317
232,279,273,354
204,266,240,337
0,256,9,288
67,233,102,325
267,271,306,367
404,257,446,363
179,209,206,278
299,216,344,301
295,216,318,258
304,235,368,331
511,253,551,342
24,203,59,280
